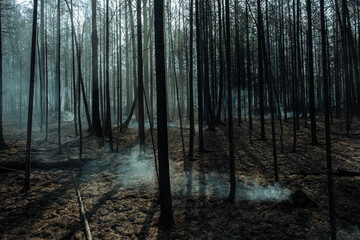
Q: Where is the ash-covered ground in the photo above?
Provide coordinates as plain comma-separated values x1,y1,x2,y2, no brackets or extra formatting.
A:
0,116,359,239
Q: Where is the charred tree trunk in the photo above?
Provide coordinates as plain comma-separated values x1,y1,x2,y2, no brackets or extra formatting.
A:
105,0,113,152
307,0,319,145
196,0,204,152
216,0,224,124
57,0,61,154
154,0,174,227
225,0,235,203
246,0,253,144
188,0,195,158
0,2,5,150
91,0,102,137
25,0,39,191
320,0,337,238
137,0,145,150
258,0,266,140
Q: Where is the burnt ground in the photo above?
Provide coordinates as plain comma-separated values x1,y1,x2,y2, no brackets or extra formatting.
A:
0,115,359,239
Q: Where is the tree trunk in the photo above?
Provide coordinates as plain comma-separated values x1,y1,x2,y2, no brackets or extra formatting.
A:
137,0,145,150
57,0,61,154
258,0,266,140
105,0,113,152
225,0,235,203
91,0,102,137
246,0,253,144
196,0,204,152
25,0,39,191
307,0,318,145
188,0,195,158
154,0,174,227
320,0,337,238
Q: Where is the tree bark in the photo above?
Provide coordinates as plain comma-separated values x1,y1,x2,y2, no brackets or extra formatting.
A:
25,0,39,191
320,0,337,238
154,0,174,227
91,0,102,137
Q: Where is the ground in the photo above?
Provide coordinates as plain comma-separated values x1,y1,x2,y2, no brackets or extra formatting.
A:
0,115,359,239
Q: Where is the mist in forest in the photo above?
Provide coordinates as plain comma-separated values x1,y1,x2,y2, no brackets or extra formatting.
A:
109,148,292,202
116,148,157,186
180,169,292,202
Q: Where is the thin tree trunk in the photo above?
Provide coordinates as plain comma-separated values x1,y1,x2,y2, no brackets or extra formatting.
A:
137,0,145,150
196,0,204,152
105,0,113,152
307,0,318,145
57,0,61,154
188,0,195,158
25,0,39,191
258,0,266,140
91,0,102,137
320,1,337,238
225,0,235,203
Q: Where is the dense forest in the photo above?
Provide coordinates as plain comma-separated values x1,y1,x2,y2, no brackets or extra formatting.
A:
0,0,360,239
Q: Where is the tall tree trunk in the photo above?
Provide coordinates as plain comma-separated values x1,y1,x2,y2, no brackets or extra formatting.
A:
188,0,195,158
246,0,253,144
320,1,337,238
225,0,235,203
105,0,113,152
196,0,204,152
258,0,266,140
154,0,174,227
40,0,45,130
307,0,318,145
137,0,145,150
0,2,5,149
45,0,49,140
0,2,5,150
71,0,78,137
25,0,39,191
57,0,61,153
216,0,224,124
92,0,102,137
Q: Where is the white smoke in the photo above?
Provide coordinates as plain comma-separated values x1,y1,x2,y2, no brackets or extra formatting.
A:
178,169,292,202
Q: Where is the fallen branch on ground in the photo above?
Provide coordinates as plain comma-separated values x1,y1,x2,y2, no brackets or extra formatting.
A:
72,175,92,240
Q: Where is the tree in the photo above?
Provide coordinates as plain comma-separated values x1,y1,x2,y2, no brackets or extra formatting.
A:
188,0,195,158
320,0,336,238
195,0,204,152
0,2,6,150
40,0,45,130
246,0,253,144
307,0,318,145
91,0,102,137
258,0,266,141
57,0,61,154
225,0,235,203
137,0,145,150
25,0,39,191
154,0,174,227
105,0,113,152
215,0,224,124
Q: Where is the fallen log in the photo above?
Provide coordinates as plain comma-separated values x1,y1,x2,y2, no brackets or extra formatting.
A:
73,176,92,240
0,166,25,174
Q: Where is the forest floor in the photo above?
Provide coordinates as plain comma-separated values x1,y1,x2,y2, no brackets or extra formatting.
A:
0,114,360,239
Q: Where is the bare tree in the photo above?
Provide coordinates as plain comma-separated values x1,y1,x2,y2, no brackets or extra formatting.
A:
91,0,102,137
154,0,174,227
25,0,39,191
